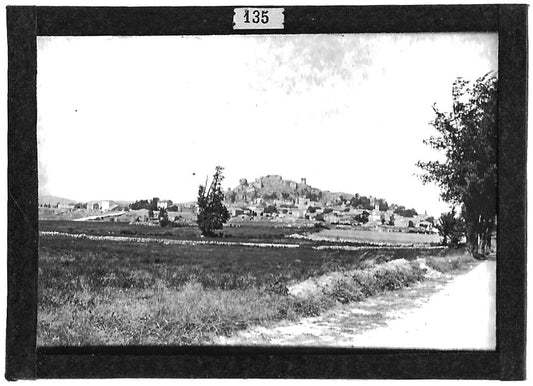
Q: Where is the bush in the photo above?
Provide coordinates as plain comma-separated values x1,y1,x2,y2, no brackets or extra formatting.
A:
436,209,465,247
159,208,170,227
328,278,365,304
323,259,424,304
394,206,418,217
354,211,369,224
425,254,474,273
262,193,278,200
130,199,151,210
264,205,278,214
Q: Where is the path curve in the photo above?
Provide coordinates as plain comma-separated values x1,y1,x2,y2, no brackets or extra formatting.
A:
349,260,496,349
218,261,496,350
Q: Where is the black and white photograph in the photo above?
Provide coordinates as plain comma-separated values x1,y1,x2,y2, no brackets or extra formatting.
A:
36,32,498,349
5,4,527,380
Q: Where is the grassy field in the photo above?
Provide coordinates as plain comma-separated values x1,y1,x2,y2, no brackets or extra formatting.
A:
39,220,310,244
314,228,441,245
38,221,471,346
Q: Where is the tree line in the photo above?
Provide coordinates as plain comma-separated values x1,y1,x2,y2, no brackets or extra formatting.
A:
418,72,497,257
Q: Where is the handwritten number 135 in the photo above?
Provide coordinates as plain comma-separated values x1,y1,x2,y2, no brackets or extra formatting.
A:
244,9,269,24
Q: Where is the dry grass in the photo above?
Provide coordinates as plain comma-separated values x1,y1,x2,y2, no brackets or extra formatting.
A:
38,255,433,346
321,259,425,304
314,228,441,245
425,252,476,273
37,223,475,346
39,280,293,345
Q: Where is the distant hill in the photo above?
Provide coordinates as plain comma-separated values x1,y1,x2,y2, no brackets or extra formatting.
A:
107,200,133,207
39,195,78,206
225,175,356,206
39,195,133,207
222,175,422,216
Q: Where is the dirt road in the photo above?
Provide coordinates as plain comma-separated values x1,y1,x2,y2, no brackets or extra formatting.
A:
218,260,496,350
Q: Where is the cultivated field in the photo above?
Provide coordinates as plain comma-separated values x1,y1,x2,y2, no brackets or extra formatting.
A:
38,220,472,346
311,228,441,245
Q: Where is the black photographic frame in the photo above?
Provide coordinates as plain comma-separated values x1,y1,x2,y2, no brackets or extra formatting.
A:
6,4,527,380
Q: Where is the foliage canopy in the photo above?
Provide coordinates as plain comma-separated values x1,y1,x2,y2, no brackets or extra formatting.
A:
418,72,497,256
435,209,465,248
197,166,230,237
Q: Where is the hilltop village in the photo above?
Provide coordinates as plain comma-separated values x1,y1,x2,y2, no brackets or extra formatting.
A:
39,175,435,234
223,175,434,232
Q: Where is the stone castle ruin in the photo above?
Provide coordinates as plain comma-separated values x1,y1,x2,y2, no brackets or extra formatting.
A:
225,175,346,206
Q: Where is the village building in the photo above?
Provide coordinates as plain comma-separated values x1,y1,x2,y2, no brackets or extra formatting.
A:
231,208,245,217
57,203,75,210
417,220,434,232
296,197,310,208
157,200,173,209
324,213,339,224
87,202,100,211
85,200,112,212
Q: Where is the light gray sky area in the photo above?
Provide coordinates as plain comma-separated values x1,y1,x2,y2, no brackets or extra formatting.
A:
37,33,497,216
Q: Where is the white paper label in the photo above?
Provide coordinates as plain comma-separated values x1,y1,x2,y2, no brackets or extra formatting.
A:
233,8,285,30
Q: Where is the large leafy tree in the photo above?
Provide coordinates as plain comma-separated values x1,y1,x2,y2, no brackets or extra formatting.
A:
417,72,497,257
197,166,230,237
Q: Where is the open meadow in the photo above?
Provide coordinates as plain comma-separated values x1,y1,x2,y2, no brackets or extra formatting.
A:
310,228,441,245
38,220,474,346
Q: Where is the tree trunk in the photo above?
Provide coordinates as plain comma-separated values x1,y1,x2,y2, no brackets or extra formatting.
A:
482,218,495,256
465,215,479,258
480,236,487,256
468,222,487,260
471,216,495,258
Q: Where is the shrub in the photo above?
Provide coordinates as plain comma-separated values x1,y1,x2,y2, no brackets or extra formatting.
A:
425,254,474,273
262,193,278,200
435,209,465,247
130,199,151,210
159,208,170,227
394,207,418,217
354,213,369,224
264,205,278,214
322,259,424,303
328,278,365,303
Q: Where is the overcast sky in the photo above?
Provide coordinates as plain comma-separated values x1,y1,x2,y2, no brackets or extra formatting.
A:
37,33,497,216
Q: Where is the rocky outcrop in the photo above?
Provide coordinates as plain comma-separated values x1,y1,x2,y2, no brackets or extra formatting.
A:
225,175,353,206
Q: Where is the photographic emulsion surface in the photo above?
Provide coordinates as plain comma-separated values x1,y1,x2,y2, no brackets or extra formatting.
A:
6,5,527,380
